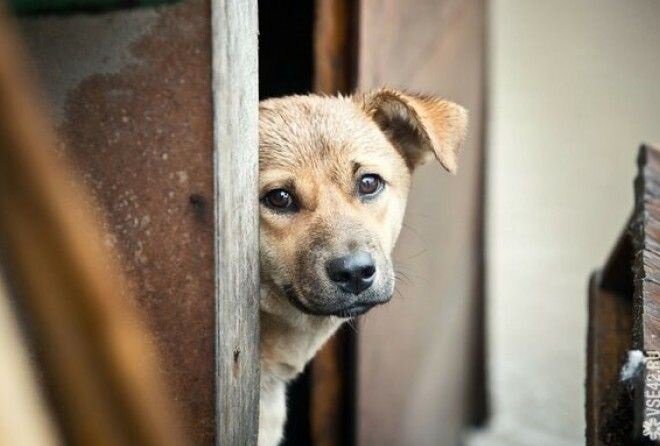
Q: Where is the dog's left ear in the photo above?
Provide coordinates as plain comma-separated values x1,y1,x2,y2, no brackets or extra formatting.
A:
356,89,468,173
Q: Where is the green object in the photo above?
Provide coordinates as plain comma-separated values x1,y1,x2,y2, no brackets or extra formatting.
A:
10,0,179,15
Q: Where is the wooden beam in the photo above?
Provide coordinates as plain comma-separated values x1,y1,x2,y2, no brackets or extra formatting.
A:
585,145,660,444
356,0,487,443
314,0,356,94
600,225,634,297
586,273,633,446
211,0,260,444
631,145,660,443
632,145,660,352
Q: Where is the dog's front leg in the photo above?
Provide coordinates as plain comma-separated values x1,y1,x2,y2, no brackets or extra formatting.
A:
258,374,287,446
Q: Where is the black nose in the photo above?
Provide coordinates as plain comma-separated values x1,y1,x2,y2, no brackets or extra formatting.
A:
326,251,376,295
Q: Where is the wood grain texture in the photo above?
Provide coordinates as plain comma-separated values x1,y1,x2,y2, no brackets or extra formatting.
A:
211,0,260,444
0,9,188,446
586,273,633,446
314,0,356,94
584,146,660,444
632,145,660,352
601,226,634,297
631,144,660,443
357,1,486,444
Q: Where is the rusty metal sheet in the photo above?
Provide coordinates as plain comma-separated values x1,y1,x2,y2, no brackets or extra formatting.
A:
20,1,215,443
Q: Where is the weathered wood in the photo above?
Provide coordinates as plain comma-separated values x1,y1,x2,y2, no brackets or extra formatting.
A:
631,145,660,443
310,327,355,446
584,145,660,444
586,272,633,446
632,145,660,352
311,1,358,445
0,9,187,446
211,0,260,445
314,0,356,94
601,226,634,297
357,0,487,444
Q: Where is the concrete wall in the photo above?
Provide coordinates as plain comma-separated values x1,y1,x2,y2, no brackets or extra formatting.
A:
469,1,660,445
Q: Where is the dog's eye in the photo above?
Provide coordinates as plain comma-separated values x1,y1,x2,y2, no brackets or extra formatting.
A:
357,174,384,197
263,189,297,211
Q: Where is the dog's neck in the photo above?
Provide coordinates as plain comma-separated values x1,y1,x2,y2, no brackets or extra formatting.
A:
259,285,343,382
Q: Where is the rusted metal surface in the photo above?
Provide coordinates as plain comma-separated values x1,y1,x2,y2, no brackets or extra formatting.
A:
20,1,215,443
0,10,189,445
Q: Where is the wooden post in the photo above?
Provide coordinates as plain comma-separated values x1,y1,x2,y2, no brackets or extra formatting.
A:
631,145,660,444
585,145,660,445
211,1,260,445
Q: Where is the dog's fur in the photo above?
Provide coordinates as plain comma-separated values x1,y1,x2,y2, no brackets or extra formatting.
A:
258,89,467,446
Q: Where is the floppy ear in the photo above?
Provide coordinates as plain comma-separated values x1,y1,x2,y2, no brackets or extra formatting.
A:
356,88,468,173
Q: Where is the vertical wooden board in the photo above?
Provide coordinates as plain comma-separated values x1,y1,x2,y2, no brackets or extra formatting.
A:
586,274,633,445
212,0,260,445
631,145,660,443
357,0,486,444
19,1,216,443
632,145,660,352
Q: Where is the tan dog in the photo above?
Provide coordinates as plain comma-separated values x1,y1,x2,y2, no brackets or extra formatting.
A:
258,88,467,446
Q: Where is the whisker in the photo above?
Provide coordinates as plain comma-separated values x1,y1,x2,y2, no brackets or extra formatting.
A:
405,247,428,261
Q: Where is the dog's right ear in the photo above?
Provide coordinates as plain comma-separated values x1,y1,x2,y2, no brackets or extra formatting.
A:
355,88,468,173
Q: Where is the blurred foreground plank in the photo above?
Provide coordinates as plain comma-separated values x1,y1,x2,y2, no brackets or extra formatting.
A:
0,271,59,446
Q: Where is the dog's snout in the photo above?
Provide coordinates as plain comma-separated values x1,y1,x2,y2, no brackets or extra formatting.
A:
326,251,376,295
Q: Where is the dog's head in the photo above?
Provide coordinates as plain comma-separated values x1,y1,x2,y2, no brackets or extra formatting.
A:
259,89,467,318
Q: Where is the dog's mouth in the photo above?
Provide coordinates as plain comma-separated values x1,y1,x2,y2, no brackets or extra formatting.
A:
333,303,376,318
283,285,389,318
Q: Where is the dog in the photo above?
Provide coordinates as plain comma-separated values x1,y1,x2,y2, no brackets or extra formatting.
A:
258,88,467,446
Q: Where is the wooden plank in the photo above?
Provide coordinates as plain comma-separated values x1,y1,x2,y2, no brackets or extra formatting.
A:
211,1,260,445
356,1,486,444
314,0,356,94
631,144,660,443
632,145,660,352
310,327,354,446
0,8,187,446
310,1,358,445
584,146,660,444
586,273,633,446
601,225,634,297
0,270,59,445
